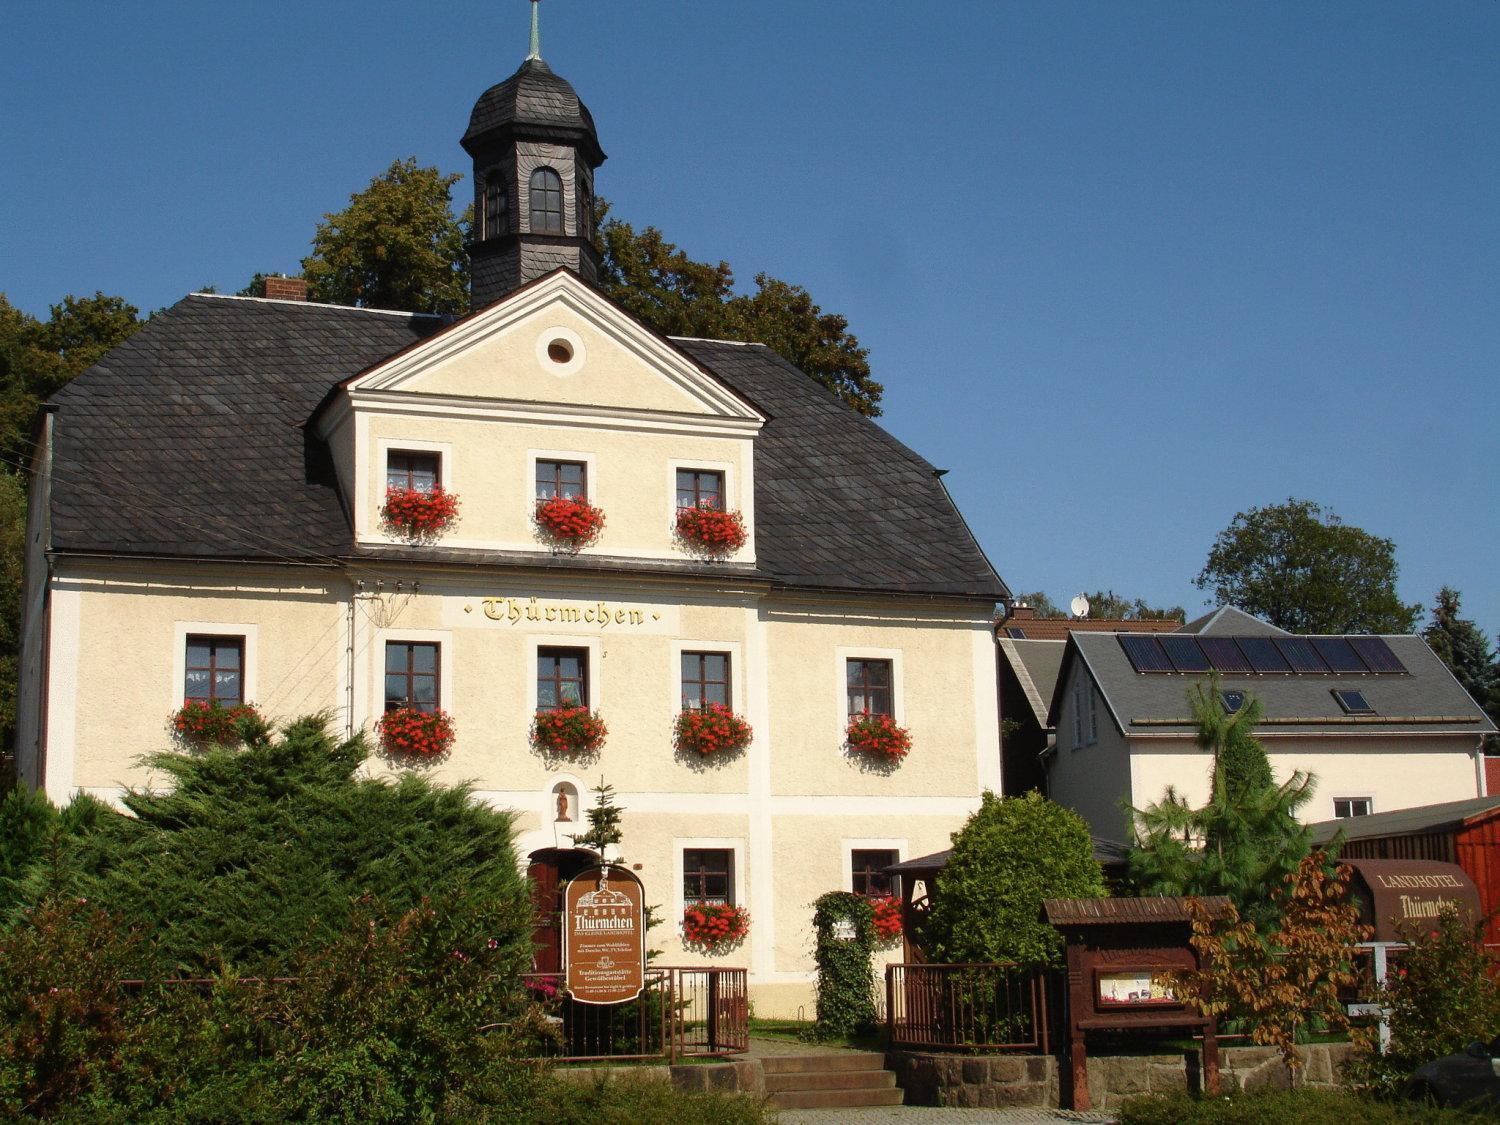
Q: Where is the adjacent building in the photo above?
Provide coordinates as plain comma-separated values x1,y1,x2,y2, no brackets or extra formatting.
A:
1046,606,1495,840
14,43,1007,1015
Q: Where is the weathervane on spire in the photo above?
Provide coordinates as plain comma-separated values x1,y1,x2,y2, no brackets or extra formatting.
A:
527,0,542,61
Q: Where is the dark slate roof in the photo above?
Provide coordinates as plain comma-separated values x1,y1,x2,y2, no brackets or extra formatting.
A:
885,836,1131,877
46,295,1006,600
1179,606,1288,635
1307,795,1500,845
462,58,601,155
997,637,1066,727
1047,630,1497,737
672,339,1006,599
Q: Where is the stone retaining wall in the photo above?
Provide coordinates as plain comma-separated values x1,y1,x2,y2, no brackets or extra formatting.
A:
887,1043,1355,1109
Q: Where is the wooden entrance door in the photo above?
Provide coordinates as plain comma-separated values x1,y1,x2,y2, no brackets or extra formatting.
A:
526,847,597,974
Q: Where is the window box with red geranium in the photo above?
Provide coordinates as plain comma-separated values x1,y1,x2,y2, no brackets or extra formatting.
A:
531,704,607,757
682,902,750,953
846,712,912,762
674,501,747,558
377,706,455,759
382,486,460,538
171,700,264,748
673,701,753,759
534,495,606,552
871,896,904,947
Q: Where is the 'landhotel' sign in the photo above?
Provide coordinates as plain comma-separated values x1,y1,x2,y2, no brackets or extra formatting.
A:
1345,858,1483,941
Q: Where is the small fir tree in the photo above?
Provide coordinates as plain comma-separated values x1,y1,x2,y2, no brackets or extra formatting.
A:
570,778,625,864
1423,587,1498,721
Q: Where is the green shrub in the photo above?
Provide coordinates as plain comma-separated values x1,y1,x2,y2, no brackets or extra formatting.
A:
1347,908,1500,1095
810,891,877,1038
922,791,1104,965
10,714,532,978
545,1072,771,1124
1118,1087,1478,1124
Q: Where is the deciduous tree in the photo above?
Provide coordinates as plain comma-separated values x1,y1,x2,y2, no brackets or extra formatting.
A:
1194,498,1421,634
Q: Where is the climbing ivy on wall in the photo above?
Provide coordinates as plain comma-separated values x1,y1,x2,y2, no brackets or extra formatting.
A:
811,891,878,1038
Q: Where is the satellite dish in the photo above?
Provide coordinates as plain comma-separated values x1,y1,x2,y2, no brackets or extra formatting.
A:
1070,594,1090,619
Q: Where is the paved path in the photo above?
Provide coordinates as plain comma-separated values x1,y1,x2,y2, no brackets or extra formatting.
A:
776,1109,1114,1123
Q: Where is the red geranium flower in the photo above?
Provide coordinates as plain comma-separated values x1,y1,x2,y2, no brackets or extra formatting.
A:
377,706,455,758
871,896,904,943
674,502,747,557
171,700,263,748
682,902,750,951
530,705,607,756
534,495,606,551
673,701,753,757
382,486,460,537
846,712,912,761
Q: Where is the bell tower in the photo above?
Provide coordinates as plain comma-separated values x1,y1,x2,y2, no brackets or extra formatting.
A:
462,0,606,309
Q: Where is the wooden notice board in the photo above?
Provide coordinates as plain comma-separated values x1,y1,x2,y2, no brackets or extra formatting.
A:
563,864,646,1005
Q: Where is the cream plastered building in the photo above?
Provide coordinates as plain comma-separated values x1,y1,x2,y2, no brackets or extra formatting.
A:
1042,607,1493,841
15,49,1010,1017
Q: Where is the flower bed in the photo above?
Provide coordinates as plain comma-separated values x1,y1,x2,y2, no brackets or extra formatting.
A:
376,706,455,758
871,896,904,944
172,700,262,747
382,485,459,537
673,701,753,758
531,704,608,757
534,495,606,550
682,902,750,952
674,502,747,557
846,712,912,761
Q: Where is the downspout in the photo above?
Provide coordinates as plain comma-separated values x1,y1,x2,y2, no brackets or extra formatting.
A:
345,576,360,740
1478,737,1488,798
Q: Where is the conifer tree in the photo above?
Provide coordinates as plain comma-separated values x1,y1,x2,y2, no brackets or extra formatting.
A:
1127,677,1318,934
1423,587,1498,721
570,778,625,864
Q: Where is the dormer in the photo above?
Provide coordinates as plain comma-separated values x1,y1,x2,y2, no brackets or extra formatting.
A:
315,270,765,564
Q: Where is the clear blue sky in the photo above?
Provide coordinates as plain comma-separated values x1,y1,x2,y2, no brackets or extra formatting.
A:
4,2,1496,638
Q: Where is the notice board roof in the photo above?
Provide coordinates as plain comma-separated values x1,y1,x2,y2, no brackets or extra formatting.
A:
1044,896,1231,926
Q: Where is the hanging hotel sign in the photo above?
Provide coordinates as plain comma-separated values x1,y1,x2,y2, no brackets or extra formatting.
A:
563,864,647,1005
1344,859,1482,942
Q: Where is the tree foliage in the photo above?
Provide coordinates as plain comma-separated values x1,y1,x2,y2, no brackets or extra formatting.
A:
569,778,625,863
1422,587,1497,720
1195,498,1421,634
1127,679,1317,934
8,714,532,977
297,157,472,314
596,213,882,415
922,791,1105,966
1175,855,1371,1081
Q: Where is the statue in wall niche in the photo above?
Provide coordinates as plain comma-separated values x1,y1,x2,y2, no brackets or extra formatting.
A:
555,787,572,822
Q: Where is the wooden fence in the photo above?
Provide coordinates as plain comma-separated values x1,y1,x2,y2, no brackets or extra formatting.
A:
886,962,1051,1051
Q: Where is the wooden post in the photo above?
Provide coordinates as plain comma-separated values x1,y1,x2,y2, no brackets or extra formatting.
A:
1071,1029,1090,1111
707,970,720,1053
1203,1019,1221,1096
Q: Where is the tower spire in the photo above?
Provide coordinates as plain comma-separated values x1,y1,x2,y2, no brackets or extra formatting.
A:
527,0,542,61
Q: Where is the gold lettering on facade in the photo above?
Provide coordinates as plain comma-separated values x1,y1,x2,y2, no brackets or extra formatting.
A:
478,596,658,631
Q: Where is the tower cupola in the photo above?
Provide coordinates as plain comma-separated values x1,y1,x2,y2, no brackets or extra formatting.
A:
462,1,606,308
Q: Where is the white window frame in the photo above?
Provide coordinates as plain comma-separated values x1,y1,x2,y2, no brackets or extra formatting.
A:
1334,796,1374,819
842,837,907,897
528,448,600,507
527,634,603,714
835,647,904,744
669,639,744,715
674,837,745,919
172,621,258,711
374,628,453,715
666,458,736,533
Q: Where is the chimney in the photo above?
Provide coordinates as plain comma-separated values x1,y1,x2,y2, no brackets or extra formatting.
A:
264,276,308,302
1006,603,1036,622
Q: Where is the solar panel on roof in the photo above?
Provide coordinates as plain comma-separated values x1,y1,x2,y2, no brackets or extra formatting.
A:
1200,637,1253,673
1236,635,1292,673
1312,637,1367,674
1160,635,1211,673
1119,635,1173,673
1275,636,1329,673
1349,636,1405,674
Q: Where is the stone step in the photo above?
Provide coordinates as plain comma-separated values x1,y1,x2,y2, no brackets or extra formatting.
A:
768,1086,905,1110
764,1069,897,1093
759,1052,888,1074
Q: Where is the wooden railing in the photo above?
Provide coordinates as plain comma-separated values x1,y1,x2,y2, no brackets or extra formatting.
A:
886,962,1050,1051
